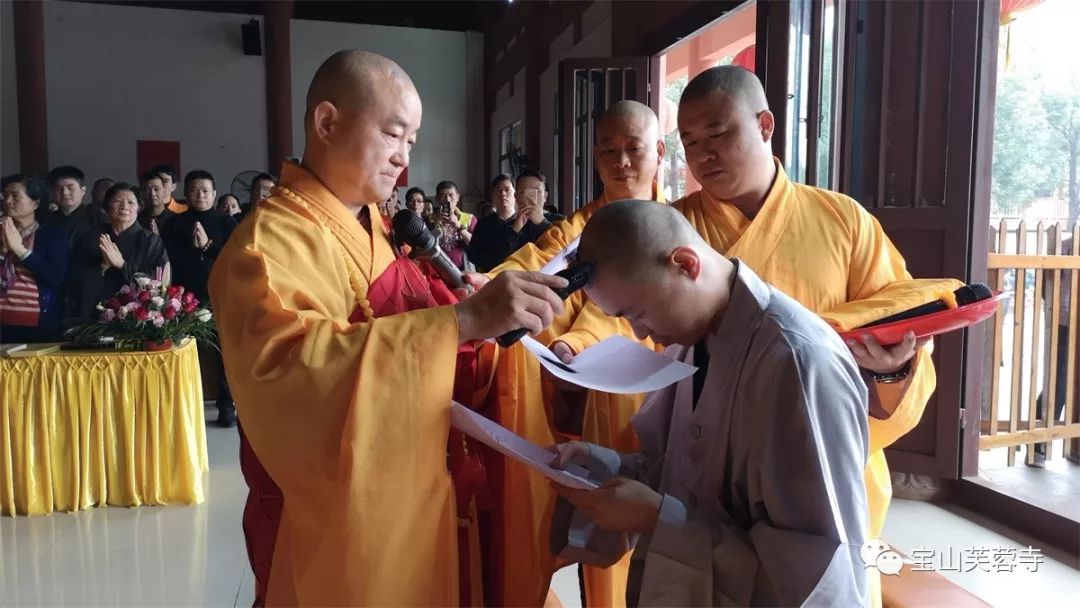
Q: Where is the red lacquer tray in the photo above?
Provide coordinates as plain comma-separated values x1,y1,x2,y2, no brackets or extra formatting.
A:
837,292,1009,346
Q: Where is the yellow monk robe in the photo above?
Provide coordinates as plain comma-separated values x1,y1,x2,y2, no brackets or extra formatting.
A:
487,187,663,607
209,163,464,606
167,197,187,214
674,160,945,541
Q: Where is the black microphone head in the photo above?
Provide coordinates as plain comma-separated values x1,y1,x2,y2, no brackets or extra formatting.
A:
955,283,993,306
392,209,435,251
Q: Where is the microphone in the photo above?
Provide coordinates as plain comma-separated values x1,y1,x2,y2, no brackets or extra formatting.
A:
391,209,469,292
859,283,993,329
496,261,596,348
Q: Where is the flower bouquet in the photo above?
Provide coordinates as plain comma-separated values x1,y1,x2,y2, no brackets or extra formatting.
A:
66,275,217,351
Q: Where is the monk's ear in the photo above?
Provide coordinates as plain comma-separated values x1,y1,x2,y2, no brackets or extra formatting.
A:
670,246,701,280
655,139,667,164
311,101,340,143
757,110,775,143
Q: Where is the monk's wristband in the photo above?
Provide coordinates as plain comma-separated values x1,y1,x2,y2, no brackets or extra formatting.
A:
869,362,911,384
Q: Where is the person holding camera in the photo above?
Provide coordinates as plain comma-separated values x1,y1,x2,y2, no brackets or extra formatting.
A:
433,180,477,270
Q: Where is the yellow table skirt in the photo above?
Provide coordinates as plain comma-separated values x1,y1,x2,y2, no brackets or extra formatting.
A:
1,340,208,516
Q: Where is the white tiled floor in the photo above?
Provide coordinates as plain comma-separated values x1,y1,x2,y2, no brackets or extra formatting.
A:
1,406,253,607
3,410,1077,607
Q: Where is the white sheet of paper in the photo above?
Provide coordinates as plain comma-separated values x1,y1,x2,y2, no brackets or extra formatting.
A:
521,334,697,394
538,236,580,275
450,402,597,490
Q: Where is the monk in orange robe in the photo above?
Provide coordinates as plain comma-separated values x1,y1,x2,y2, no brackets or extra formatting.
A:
209,50,568,606
671,65,958,607
472,101,666,607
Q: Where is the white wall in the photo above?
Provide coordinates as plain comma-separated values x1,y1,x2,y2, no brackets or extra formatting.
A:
1,0,21,176
290,20,476,202
41,1,267,189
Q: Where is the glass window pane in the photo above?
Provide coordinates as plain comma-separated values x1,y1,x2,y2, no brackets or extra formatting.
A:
786,0,811,184
817,1,837,188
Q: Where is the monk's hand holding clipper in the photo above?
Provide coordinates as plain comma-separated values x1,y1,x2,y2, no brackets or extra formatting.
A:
496,261,596,348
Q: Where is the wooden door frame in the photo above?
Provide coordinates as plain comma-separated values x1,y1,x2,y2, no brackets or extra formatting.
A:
558,57,651,214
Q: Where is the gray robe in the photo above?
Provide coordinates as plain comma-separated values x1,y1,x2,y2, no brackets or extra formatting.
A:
574,261,871,607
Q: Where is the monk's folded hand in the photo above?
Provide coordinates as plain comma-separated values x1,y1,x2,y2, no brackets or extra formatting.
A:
548,440,592,469
846,331,928,374
553,477,662,534
454,270,568,343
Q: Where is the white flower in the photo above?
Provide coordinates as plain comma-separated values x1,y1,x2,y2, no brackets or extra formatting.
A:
125,302,141,312
135,276,151,288
149,280,163,290
117,306,129,319
96,303,105,311
196,309,213,323
150,296,165,309
150,312,165,328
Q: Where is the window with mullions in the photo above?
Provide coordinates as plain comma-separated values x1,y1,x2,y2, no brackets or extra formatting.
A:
499,120,523,177
786,0,843,189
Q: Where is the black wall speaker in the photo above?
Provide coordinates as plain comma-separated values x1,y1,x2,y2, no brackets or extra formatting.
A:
241,19,262,56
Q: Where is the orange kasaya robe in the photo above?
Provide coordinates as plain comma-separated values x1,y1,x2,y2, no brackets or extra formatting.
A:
209,162,492,606
485,186,664,608
167,197,187,214
674,159,962,608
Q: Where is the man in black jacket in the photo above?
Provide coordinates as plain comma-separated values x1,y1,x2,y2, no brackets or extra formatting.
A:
468,170,551,272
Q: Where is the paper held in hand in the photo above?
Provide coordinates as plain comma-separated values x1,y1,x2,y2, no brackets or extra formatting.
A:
450,402,597,490
520,334,697,395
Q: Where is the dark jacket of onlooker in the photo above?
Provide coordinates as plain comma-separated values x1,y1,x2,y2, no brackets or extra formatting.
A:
467,213,551,272
165,208,238,303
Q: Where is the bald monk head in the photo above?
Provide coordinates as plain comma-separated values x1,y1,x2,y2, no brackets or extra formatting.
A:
678,66,776,213
594,100,665,201
577,199,735,346
302,50,421,208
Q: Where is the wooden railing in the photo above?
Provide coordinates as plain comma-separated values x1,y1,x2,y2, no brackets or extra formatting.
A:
981,219,1079,465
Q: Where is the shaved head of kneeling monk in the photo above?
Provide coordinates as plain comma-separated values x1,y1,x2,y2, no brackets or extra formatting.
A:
209,50,568,607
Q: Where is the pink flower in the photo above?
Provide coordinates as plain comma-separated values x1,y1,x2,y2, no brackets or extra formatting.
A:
182,300,199,314
182,292,197,305
134,307,149,322
169,298,182,311
149,311,165,327
120,285,133,296
125,302,141,312
101,309,117,322
166,285,184,299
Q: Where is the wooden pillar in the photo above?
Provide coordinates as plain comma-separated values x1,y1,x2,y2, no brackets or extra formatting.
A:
756,0,790,164
13,0,48,174
264,0,292,172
